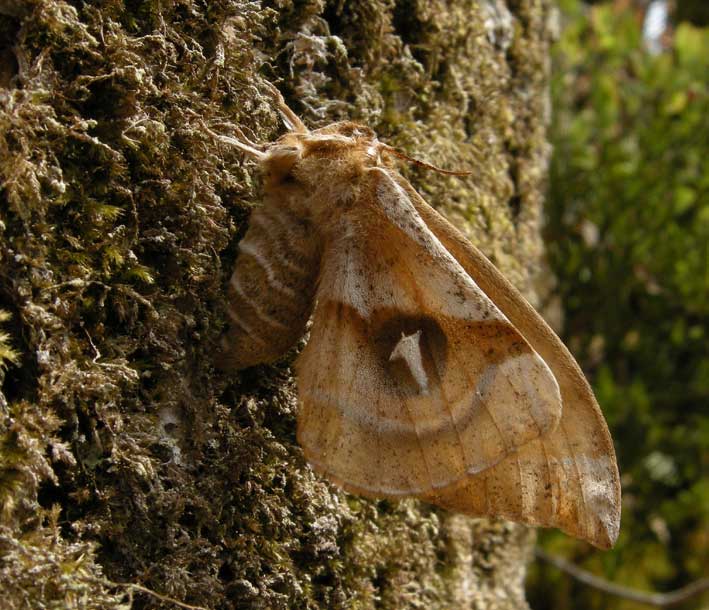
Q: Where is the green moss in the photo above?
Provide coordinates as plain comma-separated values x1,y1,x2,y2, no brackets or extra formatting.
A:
0,507,129,610
0,0,555,608
0,311,20,373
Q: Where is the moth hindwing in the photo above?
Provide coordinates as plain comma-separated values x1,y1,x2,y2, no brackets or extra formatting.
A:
219,88,621,549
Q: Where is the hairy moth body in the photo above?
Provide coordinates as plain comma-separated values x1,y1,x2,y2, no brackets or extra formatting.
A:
219,89,621,549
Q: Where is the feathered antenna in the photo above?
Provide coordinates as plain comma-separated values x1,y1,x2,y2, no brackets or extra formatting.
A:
262,82,308,133
379,144,472,176
200,81,308,159
204,123,266,159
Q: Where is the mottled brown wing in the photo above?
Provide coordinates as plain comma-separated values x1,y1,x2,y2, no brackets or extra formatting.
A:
296,168,562,500
394,175,621,549
218,194,321,371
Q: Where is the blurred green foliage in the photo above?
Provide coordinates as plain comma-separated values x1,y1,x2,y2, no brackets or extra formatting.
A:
528,2,709,609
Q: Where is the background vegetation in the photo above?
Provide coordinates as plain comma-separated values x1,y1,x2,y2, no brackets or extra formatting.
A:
529,1,708,608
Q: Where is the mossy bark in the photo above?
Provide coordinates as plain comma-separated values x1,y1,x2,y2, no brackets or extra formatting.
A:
0,1,556,608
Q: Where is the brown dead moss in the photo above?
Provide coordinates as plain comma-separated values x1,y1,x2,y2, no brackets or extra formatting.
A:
0,1,555,608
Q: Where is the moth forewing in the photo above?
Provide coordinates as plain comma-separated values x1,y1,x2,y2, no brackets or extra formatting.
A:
398,178,621,548
295,168,563,498
221,91,620,549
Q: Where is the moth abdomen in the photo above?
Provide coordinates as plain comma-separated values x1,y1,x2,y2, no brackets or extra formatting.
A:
218,200,321,371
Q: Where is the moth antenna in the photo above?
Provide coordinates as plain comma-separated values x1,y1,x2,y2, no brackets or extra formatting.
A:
262,81,308,133
204,124,267,160
380,144,472,177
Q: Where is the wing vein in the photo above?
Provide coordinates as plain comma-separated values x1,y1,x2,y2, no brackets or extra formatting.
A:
560,419,591,536
540,440,557,519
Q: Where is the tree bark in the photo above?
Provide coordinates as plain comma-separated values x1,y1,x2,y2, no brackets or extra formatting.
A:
0,1,556,608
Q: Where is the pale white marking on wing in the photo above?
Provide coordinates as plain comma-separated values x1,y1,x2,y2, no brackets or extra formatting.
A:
389,330,429,394
230,274,289,331
261,206,312,259
225,304,268,346
241,214,308,276
561,450,618,543
248,212,311,275
321,222,399,317
238,240,298,298
575,454,620,543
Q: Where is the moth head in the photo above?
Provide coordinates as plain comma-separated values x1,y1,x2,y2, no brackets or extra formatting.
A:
221,84,468,193
261,136,304,185
261,123,381,194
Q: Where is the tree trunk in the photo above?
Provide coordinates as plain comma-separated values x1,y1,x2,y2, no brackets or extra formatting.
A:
0,1,556,608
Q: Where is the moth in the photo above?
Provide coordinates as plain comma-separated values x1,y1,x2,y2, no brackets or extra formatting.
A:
218,86,621,549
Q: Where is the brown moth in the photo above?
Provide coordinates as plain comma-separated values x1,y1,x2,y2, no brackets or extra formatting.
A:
218,86,621,549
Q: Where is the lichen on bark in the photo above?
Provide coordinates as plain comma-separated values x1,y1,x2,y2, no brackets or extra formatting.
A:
0,1,555,608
